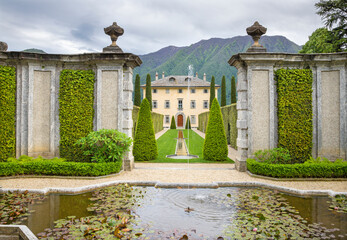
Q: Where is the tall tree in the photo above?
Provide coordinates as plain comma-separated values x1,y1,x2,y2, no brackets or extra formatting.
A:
133,98,158,161
145,74,152,110
203,98,228,161
185,116,191,129
300,28,336,53
231,76,237,104
221,76,226,107
170,116,176,129
134,74,141,106
209,76,215,109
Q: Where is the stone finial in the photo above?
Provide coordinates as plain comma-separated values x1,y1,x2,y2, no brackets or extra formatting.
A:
0,41,8,51
103,22,124,53
246,21,267,52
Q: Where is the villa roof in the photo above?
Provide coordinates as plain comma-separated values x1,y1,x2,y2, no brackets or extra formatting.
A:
141,75,220,88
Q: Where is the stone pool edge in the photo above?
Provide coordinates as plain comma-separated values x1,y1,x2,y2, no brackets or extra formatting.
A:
0,181,346,198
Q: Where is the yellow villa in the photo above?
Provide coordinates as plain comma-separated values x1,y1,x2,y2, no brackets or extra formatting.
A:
141,72,219,128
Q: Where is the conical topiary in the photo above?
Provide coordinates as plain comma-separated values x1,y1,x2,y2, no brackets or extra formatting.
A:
170,116,176,129
133,98,158,161
185,116,191,129
203,98,228,161
134,74,141,107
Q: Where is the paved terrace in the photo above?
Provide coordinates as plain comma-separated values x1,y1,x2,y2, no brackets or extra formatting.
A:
0,129,346,195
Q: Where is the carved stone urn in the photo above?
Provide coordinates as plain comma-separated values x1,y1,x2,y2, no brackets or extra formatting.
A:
103,22,124,53
246,21,267,52
0,41,8,51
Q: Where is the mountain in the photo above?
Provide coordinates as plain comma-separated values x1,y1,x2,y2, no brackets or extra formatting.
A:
22,48,46,54
133,35,301,103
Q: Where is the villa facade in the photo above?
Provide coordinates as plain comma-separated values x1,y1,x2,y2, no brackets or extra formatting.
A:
141,72,219,128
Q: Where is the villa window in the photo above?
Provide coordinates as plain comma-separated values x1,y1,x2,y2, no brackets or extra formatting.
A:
178,89,183,93
165,115,170,124
166,89,170,94
165,100,170,109
191,89,195,93
204,89,208,93
203,100,208,109
169,77,175,82
153,89,157,93
190,100,196,109
178,99,183,110
153,100,157,109
191,115,196,124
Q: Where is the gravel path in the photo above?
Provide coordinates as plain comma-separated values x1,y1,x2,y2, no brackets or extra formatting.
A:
1,163,346,193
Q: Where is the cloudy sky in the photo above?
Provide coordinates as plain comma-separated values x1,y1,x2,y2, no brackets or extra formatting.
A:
1,0,323,55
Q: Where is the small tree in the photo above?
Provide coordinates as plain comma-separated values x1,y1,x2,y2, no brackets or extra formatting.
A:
145,74,152,110
133,98,158,161
221,75,226,107
231,76,236,104
170,116,176,129
203,98,228,161
134,74,141,106
209,76,215,109
185,116,191,129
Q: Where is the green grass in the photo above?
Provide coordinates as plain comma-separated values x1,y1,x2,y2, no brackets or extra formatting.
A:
138,129,234,163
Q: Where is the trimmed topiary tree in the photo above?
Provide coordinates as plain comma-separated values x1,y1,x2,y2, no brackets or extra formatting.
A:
209,76,215,109
145,74,152,111
133,98,158,161
170,116,176,129
221,75,226,107
185,116,191,129
231,76,236,104
134,74,141,107
203,98,228,161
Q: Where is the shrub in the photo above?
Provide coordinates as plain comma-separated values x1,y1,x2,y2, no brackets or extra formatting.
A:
203,98,228,161
275,69,313,163
59,69,95,162
247,158,347,178
75,129,132,163
170,116,176,129
0,156,122,177
185,116,191,129
133,98,158,161
254,148,291,164
0,65,16,161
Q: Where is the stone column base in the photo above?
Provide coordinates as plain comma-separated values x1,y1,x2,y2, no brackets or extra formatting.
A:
235,158,247,172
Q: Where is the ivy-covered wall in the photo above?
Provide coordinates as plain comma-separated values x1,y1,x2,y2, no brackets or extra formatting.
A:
59,70,95,162
0,65,16,161
132,105,163,138
198,104,237,149
275,69,313,163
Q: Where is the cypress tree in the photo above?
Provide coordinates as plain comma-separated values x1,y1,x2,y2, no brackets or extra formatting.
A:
203,98,228,161
133,98,158,161
170,116,176,129
209,76,215,109
221,75,226,107
185,116,191,129
134,74,141,106
231,76,236,104
145,74,152,110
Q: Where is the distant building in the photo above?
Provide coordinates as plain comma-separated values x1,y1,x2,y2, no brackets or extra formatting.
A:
141,72,219,128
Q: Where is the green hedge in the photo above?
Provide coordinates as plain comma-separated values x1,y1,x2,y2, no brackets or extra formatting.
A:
275,69,313,163
247,158,347,178
132,105,163,138
0,65,16,161
0,161,122,177
198,104,237,149
59,70,95,162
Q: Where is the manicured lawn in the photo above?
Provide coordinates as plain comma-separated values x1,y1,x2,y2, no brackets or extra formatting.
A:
140,129,234,163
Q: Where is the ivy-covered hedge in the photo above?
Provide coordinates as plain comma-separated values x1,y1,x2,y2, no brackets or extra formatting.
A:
0,65,16,161
275,69,313,163
59,70,95,162
0,159,122,177
198,104,237,149
247,158,347,178
132,105,163,138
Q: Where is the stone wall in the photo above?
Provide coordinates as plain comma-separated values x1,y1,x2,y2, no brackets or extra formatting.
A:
229,52,347,171
0,51,141,170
